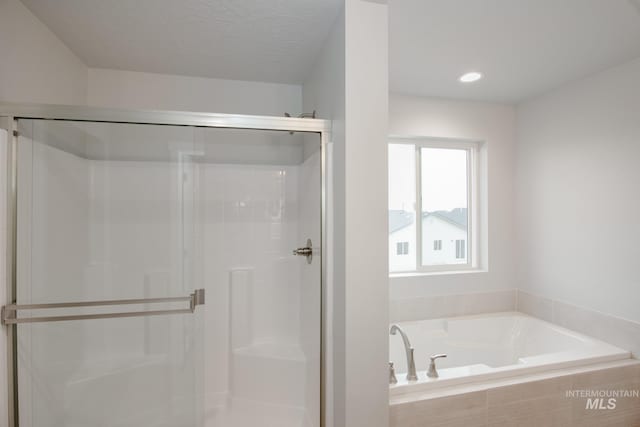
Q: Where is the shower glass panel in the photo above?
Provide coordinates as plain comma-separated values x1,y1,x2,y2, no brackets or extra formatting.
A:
14,118,322,427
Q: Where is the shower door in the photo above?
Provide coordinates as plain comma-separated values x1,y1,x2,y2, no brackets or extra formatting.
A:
7,115,323,427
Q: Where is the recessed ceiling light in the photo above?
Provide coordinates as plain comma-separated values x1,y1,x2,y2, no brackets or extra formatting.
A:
459,72,483,83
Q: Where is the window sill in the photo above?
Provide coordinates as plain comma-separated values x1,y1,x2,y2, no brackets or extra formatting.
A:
389,269,488,279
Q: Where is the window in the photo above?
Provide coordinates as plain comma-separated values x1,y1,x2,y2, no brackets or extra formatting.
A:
396,242,409,255
389,138,479,273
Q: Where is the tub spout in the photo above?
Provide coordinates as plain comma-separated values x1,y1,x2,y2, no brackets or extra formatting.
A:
390,324,418,381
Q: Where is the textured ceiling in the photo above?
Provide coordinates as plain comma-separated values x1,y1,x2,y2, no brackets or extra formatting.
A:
20,0,342,84
390,0,640,103
21,0,640,101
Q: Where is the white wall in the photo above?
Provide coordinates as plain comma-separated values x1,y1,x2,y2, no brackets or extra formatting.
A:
87,68,302,116
516,57,640,323
0,0,88,104
343,2,389,426
304,1,389,426
389,94,516,299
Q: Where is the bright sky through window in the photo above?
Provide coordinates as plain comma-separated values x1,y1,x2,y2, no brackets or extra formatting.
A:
421,148,467,212
388,145,467,212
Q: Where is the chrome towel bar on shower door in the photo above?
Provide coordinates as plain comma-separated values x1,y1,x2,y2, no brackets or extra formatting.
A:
0,289,205,325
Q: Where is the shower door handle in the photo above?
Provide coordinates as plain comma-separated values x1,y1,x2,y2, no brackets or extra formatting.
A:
1,289,205,325
293,238,313,264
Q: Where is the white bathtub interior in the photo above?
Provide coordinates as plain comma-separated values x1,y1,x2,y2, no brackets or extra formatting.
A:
389,312,630,395
14,119,321,427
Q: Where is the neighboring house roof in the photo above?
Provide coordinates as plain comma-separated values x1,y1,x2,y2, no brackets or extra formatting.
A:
389,210,415,233
389,208,467,234
426,208,468,230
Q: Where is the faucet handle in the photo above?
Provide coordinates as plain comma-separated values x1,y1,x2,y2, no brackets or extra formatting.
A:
427,353,447,378
430,353,447,362
389,361,398,385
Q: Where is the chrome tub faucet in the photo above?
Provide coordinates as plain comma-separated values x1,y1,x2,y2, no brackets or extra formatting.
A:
390,324,417,381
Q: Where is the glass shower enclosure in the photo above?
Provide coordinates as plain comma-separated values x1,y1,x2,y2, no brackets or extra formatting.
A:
0,106,327,427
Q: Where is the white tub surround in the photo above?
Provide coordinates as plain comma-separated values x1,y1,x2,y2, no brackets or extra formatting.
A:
389,312,629,396
518,290,640,359
390,289,516,323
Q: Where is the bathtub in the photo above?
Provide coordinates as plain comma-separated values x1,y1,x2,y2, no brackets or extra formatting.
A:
389,312,630,396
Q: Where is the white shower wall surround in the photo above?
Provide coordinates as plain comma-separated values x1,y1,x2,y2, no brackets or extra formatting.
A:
15,119,320,427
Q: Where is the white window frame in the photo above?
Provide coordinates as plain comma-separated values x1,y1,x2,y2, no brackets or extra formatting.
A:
389,137,481,274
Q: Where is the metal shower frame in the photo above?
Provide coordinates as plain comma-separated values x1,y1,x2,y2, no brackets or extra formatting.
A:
0,102,331,427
